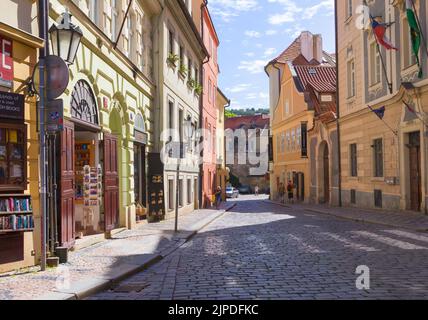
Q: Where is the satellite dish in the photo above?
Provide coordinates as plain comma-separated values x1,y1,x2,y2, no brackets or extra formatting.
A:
32,55,69,100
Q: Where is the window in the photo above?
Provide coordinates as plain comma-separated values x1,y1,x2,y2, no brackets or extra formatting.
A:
178,179,183,207
187,178,192,204
373,138,383,177
291,129,295,151
168,101,174,131
0,125,27,191
285,100,289,115
286,131,290,151
168,179,174,211
88,0,98,24
168,30,174,55
350,143,358,177
188,58,193,79
402,16,417,69
369,41,381,86
346,0,353,19
104,0,113,37
347,59,355,98
179,46,184,69
208,79,212,102
296,127,301,150
280,132,285,153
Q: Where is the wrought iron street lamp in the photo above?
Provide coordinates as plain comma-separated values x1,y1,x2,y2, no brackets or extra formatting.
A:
49,11,83,65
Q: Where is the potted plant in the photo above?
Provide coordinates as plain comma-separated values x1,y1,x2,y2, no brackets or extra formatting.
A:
167,53,179,67
187,78,196,89
178,63,188,78
194,83,203,96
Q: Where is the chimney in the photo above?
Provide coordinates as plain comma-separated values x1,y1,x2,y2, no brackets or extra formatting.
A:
313,34,323,64
300,31,314,63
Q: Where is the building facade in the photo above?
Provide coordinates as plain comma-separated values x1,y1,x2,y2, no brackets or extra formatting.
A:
0,0,43,273
153,0,207,219
337,0,428,212
216,88,230,201
51,0,158,248
266,31,335,203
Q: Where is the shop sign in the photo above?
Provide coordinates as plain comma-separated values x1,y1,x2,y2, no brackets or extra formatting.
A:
134,130,148,145
45,99,64,132
0,92,24,120
0,35,13,88
148,153,165,222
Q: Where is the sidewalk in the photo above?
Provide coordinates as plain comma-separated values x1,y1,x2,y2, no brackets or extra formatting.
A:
267,200,428,232
0,203,236,300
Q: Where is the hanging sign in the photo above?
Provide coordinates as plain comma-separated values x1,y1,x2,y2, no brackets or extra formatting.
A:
0,92,24,120
0,35,13,88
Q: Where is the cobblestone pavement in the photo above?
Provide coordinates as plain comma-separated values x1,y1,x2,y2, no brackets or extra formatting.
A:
90,195,428,300
0,205,231,300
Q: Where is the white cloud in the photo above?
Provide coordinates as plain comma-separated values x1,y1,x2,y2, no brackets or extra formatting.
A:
209,0,259,22
238,59,268,74
267,0,334,25
245,52,255,57
245,30,262,38
265,30,278,36
226,83,252,93
263,48,277,58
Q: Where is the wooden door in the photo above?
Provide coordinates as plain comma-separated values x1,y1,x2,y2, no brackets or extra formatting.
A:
409,132,421,211
104,133,119,231
323,145,330,204
60,120,75,248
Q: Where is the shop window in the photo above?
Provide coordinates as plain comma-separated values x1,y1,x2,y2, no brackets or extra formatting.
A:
0,124,27,191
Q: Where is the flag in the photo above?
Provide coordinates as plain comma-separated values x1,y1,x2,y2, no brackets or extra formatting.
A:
368,105,386,120
403,100,416,114
406,0,422,78
371,17,398,51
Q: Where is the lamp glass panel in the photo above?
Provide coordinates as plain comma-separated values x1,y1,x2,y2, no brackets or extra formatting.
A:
50,29,59,56
58,29,72,62
69,31,82,64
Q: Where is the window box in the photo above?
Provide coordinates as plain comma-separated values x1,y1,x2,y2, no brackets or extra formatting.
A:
194,83,203,96
178,64,188,79
167,53,179,68
187,78,196,90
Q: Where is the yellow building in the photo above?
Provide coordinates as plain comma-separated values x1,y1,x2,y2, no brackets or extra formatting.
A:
0,1,43,273
266,31,335,202
337,0,428,212
216,88,230,200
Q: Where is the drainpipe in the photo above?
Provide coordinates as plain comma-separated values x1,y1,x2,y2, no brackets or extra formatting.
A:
334,0,342,207
199,0,210,208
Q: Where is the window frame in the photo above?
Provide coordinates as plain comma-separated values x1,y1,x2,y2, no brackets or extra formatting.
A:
373,138,384,178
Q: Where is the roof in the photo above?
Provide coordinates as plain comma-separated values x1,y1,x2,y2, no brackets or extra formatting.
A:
294,65,336,93
268,37,301,65
225,115,270,131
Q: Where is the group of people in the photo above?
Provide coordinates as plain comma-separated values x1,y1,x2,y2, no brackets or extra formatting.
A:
278,181,295,204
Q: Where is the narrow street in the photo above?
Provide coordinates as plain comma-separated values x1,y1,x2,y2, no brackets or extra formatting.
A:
89,196,428,300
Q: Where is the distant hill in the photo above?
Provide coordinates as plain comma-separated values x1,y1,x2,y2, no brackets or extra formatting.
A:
227,108,269,117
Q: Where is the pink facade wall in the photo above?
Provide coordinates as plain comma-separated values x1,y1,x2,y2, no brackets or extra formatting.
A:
202,8,219,208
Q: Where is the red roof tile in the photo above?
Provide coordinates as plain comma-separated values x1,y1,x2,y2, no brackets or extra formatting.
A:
225,115,270,131
294,65,336,93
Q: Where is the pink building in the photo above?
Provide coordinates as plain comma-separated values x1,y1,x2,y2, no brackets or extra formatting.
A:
201,6,219,208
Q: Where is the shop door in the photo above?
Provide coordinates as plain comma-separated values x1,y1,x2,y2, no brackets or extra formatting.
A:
60,120,75,248
409,132,421,211
104,133,119,231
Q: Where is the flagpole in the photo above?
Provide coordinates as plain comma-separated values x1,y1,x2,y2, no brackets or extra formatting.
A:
410,0,428,57
367,105,398,136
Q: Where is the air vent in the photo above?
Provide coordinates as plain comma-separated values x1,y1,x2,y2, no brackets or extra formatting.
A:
308,68,317,75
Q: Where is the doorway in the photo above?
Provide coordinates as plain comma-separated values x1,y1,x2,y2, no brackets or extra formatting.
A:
408,132,421,211
134,143,147,221
319,142,330,204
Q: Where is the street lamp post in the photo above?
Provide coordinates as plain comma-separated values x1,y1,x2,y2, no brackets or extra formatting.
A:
174,116,194,232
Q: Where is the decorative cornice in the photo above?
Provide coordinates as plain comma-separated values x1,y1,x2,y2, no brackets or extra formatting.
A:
0,22,44,49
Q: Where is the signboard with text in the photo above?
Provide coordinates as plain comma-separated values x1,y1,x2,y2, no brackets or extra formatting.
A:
0,92,24,120
0,35,13,88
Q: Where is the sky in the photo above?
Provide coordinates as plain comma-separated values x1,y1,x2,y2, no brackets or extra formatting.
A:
208,0,336,110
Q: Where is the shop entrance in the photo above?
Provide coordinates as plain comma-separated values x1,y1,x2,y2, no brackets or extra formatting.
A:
134,142,147,221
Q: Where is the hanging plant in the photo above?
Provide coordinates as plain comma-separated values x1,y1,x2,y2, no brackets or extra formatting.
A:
187,78,196,89
194,83,203,96
178,64,188,77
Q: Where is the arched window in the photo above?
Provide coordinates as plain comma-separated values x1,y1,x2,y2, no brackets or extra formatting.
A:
71,80,99,125
135,113,146,133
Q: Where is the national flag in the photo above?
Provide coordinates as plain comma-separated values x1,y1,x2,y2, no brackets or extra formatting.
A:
406,0,422,78
368,105,386,120
403,100,416,114
371,17,398,51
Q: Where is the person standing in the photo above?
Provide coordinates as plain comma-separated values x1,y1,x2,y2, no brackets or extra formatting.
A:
255,185,259,196
287,180,295,204
215,186,222,209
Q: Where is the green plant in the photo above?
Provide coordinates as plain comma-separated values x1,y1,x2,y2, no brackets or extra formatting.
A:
167,53,179,66
194,83,203,95
187,78,196,88
179,64,188,76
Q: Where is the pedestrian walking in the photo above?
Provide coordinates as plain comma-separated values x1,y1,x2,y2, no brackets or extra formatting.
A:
287,180,295,204
215,186,222,209
255,185,259,196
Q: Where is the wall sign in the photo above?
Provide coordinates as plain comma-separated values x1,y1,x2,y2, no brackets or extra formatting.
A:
0,92,24,120
301,122,308,158
0,36,13,88
46,99,64,132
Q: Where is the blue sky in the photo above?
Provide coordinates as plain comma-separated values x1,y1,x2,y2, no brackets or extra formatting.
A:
208,0,336,110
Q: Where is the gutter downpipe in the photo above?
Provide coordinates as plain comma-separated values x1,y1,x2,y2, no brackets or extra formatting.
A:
199,0,210,209
335,0,342,207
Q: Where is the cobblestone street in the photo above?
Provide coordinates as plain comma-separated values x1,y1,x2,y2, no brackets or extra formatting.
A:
89,196,428,300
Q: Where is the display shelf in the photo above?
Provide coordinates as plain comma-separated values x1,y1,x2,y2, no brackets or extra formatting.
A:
0,228,34,234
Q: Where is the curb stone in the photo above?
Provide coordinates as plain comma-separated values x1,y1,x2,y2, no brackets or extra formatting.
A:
35,203,236,300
